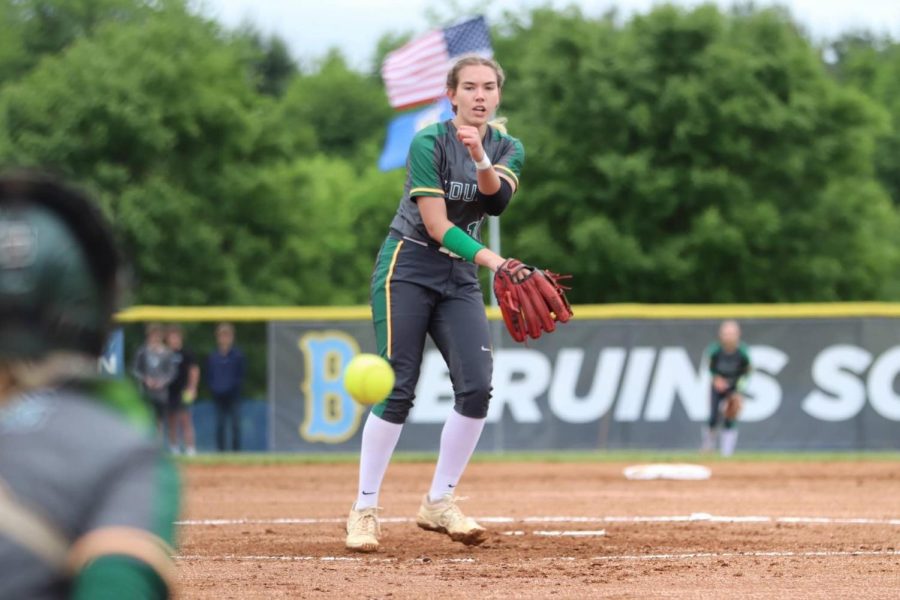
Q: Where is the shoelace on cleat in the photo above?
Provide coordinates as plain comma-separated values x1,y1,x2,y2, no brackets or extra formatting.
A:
353,509,381,537
360,514,379,536
437,499,467,527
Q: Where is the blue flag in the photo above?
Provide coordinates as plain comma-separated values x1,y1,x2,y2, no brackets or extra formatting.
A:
99,328,124,377
378,97,455,171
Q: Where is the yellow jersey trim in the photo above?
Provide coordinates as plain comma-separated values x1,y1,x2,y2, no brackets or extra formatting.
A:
409,187,445,197
0,483,68,570
385,241,404,358
494,164,519,187
68,527,176,589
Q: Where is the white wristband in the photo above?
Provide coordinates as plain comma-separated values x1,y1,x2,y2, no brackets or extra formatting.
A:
474,154,492,171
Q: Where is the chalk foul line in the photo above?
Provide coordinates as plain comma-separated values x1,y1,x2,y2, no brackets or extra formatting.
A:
501,530,607,537
174,549,900,564
175,513,900,527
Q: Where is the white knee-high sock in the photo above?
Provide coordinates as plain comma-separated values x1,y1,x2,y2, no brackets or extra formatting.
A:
701,426,717,452
355,412,403,510
428,411,486,503
720,429,739,457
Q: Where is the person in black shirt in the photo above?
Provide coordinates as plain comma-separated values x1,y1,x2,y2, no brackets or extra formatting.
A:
165,324,199,455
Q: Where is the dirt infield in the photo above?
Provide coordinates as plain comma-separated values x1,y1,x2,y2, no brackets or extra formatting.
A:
177,460,899,599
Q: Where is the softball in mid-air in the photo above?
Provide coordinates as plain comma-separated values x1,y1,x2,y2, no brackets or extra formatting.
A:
343,353,395,405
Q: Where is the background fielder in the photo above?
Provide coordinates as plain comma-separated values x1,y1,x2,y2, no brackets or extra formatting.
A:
702,319,751,457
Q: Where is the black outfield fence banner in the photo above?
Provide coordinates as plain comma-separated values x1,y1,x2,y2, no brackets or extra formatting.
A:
265,306,900,452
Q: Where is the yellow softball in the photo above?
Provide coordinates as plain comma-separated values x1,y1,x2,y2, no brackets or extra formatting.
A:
343,353,395,405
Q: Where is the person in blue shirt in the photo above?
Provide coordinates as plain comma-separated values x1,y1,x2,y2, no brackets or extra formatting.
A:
206,322,245,452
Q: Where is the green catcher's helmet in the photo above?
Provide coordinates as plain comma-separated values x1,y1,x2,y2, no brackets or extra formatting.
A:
0,172,122,359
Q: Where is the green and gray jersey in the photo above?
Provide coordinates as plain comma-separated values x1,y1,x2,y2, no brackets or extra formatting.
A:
707,342,752,391
390,119,525,244
0,380,179,599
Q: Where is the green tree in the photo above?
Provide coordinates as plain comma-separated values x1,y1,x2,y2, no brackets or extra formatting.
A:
0,4,308,304
5,1,895,308
279,51,392,158
0,0,402,394
0,1,28,82
220,155,403,305
495,5,897,302
0,0,157,81
235,27,298,97
0,2,402,307
829,32,900,207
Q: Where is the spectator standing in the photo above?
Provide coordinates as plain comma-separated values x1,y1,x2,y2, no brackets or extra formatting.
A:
165,325,199,455
132,323,176,433
207,323,245,451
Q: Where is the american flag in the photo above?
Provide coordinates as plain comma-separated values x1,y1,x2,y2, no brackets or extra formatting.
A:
381,16,493,110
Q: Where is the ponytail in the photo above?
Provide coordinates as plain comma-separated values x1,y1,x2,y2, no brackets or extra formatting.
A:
488,117,508,134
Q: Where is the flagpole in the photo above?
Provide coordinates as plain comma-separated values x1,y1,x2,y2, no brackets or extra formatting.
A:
487,213,505,451
488,215,500,307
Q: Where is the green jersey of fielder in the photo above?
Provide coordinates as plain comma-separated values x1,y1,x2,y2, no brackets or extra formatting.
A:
702,320,752,457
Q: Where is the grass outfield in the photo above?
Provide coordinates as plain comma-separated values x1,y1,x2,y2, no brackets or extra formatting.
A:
178,449,900,466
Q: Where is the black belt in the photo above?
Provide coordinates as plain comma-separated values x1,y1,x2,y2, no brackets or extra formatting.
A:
391,231,465,261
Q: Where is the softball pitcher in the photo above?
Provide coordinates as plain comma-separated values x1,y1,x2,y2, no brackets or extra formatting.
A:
346,56,524,552
0,172,179,599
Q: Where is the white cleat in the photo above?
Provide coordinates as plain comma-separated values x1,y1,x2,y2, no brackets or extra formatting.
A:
416,494,487,546
345,505,381,553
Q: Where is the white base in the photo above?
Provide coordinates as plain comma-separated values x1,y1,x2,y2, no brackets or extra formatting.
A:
623,464,712,481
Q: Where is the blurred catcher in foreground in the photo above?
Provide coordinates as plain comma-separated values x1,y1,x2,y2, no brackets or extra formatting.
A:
0,172,180,599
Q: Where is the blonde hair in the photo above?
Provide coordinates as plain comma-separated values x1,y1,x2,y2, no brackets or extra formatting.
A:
0,353,97,398
446,55,505,91
488,117,508,134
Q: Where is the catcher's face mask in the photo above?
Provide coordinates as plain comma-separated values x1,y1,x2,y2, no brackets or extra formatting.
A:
0,172,123,360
